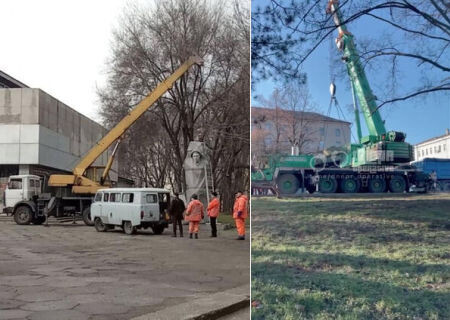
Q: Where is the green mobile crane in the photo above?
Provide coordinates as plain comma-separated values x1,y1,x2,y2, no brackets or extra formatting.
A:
251,0,428,195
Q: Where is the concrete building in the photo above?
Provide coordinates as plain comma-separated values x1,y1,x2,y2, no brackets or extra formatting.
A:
0,70,28,89
414,129,450,161
0,73,120,199
251,106,351,156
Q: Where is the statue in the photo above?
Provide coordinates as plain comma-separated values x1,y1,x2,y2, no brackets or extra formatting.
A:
183,141,212,220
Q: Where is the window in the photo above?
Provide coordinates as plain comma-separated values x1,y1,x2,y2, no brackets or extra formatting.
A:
336,141,341,146
319,141,325,150
444,144,447,151
109,193,121,202
421,150,424,157
30,179,35,187
438,145,441,153
35,180,41,190
8,179,22,189
426,149,428,155
430,148,433,154
122,193,134,203
319,127,325,136
146,194,157,203
159,193,169,203
104,193,109,202
335,128,341,137
94,193,103,202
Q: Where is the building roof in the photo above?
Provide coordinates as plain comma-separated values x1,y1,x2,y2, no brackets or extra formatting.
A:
251,106,351,125
415,130,450,146
0,70,29,88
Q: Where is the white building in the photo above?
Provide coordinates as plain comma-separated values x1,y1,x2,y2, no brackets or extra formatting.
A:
414,129,450,161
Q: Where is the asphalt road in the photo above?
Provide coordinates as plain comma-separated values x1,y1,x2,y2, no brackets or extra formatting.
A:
0,216,249,320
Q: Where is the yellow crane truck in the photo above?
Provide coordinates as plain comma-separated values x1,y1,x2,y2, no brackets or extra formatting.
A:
4,56,203,226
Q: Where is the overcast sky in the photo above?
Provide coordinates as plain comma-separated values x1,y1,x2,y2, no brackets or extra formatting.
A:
0,0,131,122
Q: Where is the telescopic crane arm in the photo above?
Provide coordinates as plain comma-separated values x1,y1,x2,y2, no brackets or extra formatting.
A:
48,56,203,194
326,0,387,138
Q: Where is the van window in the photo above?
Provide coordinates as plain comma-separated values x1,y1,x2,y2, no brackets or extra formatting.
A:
104,193,110,202
95,193,103,202
110,193,121,202
30,179,35,187
146,194,157,203
122,193,134,203
8,179,22,190
159,193,169,203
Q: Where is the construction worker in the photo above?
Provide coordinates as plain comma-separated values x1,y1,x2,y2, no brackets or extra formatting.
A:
233,191,248,240
207,191,220,237
185,194,204,239
168,192,185,237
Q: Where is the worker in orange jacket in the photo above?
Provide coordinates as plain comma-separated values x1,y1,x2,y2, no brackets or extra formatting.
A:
185,194,204,239
233,191,248,240
207,191,220,237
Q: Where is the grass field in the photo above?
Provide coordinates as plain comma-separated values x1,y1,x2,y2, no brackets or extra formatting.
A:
251,193,450,320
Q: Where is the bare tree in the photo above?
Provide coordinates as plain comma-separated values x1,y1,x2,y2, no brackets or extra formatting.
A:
98,0,249,212
252,0,450,109
282,82,316,154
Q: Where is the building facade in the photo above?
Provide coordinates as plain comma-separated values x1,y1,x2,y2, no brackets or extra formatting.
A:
251,106,351,157
414,129,450,161
0,86,119,200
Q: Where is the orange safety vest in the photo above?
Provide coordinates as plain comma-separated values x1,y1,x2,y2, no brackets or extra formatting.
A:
207,197,220,218
233,195,248,219
185,199,204,222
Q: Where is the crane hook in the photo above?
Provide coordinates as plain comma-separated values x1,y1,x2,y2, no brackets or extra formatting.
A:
329,82,336,98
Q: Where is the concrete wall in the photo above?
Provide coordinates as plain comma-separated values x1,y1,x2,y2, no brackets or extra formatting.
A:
0,88,118,181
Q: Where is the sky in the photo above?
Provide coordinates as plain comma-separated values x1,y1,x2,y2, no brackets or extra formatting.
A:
251,1,450,145
0,0,131,122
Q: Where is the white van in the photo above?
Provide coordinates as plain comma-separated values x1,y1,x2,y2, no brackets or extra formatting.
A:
90,188,171,235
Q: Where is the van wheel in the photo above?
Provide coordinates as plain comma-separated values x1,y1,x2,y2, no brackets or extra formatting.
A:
82,207,94,226
123,221,136,235
94,218,107,232
152,225,165,235
14,206,33,225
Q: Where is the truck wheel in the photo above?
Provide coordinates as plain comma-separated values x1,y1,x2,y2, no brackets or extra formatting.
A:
123,221,136,235
14,206,33,225
152,225,165,235
340,176,360,193
32,216,46,225
276,174,299,194
94,218,107,232
368,178,386,193
389,175,406,193
319,177,337,193
82,207,94,226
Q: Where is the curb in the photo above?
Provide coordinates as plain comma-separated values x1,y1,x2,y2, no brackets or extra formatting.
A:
190,297,250,320
130,285,250,320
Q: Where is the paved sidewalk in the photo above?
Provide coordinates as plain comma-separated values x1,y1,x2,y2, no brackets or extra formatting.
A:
0,218,249,319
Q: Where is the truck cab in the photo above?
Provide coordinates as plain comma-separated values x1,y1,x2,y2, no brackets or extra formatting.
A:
3,175,42,214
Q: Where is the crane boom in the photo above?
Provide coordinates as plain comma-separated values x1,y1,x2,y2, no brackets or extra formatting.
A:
327,0,386,137
49,56,203,194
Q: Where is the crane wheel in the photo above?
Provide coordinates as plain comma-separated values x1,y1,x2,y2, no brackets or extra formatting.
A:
340,176,360,193
276,174,300,194
319,176,338,193
389,175,406,193
368,178,387,193
14,206,33,225
82,207,94,226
